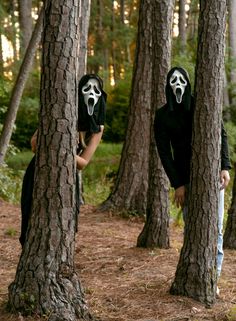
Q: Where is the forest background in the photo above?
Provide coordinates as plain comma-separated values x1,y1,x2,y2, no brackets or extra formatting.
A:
0,0,236,207
0,0,236,320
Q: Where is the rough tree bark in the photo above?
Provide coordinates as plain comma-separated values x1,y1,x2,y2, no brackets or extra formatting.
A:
0,8,43,165
101,0,152,215
137,0,174,248
8,1,92,320
170,0,226,306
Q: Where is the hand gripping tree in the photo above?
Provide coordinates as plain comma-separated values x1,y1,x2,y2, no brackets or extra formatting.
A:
8,1,92,320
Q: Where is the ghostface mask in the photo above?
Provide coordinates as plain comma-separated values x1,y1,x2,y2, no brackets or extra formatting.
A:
169,70,187,104
78,74,107,133
82,78,102,116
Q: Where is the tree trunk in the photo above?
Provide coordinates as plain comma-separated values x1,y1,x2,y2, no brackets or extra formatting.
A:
137,0,174,248
101,0,153,215
186,0,198,42
0,29,4,76
224,163,236,248
11,0,19,67
228,0,236,104
0,8,43,165
77,0,91,205
179,0,186,50
8,1,92,319
18,0,33,57
170,0,226,306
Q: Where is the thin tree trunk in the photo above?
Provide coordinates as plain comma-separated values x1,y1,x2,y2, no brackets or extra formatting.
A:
101,0,153,215
0,8,43,165
0,29,4,76
77,0,91,205
170,0,226,306
137,0,174,248
179,0,187,51
8,1,92,319
18,0,33,57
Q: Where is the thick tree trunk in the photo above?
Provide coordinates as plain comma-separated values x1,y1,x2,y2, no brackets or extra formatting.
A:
8,1,91,320
170,0,226,306
18,0,33,57
0,8,43,165
224,163,236,249
137,0,174,248
101,0,153,215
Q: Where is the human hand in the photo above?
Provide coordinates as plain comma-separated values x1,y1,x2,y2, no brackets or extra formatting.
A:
174,185,185,208
220,170,230,190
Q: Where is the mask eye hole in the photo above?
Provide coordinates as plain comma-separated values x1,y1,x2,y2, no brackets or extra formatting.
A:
170,76,177,84
180,77,186,84
94,86,101,95
83,85,91,92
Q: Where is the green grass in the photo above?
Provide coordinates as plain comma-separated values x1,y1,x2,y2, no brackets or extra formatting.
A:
82,142,122,205
6,150,34,170
1,143,122,205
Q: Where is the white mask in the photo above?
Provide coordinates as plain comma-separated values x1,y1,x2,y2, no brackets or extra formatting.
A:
169,70,187,104
82,78,102,116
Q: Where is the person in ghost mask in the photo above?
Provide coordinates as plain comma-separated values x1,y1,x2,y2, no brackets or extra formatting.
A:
76,74,106,169
19,74,106,246
154,66,231,294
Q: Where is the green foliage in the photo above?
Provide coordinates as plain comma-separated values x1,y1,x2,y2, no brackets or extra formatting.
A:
104,74,132,142
0,165,23,203
12,96,39,149
83,142,122,205
6,150,33,170
19,292,36,315
0,77,12,123
225,122,236,163
5,227,17,237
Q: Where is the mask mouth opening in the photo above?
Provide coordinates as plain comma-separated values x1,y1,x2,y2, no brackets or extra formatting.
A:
176,87,183,104
87,97,95,115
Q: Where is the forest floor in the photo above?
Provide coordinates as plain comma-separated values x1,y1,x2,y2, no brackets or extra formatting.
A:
0,200,236,321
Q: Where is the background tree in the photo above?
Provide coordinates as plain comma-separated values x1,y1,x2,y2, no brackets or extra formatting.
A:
137,0,174,248
101,0,153,214
0,8,43,165
18,0,33,58
8,1,92,319
170,0,227,306
178,0,186,51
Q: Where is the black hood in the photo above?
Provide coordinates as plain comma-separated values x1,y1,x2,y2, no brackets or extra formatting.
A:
78,74,107,133
166,67,192,112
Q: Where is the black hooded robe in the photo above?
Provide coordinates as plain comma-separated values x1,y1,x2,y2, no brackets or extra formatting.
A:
154,67,231,190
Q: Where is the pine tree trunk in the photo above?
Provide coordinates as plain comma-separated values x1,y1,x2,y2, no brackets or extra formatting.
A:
224,163,236,249
18,0,33,57
170,0,226,306
77,0,91,205
101,0,152,215
0,8,43,165
8,1,91,319
137,0,174,248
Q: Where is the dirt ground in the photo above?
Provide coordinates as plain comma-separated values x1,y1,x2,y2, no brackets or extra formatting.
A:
0,200,236,321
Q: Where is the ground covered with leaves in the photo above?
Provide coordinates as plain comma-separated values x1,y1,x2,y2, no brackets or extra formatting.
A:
0,200,236,321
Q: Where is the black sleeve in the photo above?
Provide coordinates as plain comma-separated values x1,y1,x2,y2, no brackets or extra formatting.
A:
154,110,184,189
221,122,231,170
